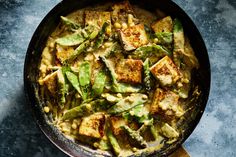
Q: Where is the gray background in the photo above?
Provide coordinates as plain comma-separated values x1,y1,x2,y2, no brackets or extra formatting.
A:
0,0,235,156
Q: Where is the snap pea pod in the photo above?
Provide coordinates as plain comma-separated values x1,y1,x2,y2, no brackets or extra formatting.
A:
155,32,173,45
62,99,108,120
108,93,148,115
64,40,90,63
79,61,91,86
112,83,141,93
79,61,91,100
94,22,109,49
56,24,99,47
92,70,106,96
57,26,100,63
107,130,121,156
100,56,141,93
60,16,81,30
173,18,185,68
131,44,171,61
56,33,85,46
121,125,148,148
143,58,153,91
65,71,83,98
123,104,149,124
57,69,66,108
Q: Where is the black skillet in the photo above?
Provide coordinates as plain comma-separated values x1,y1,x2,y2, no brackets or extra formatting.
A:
24,0,211,156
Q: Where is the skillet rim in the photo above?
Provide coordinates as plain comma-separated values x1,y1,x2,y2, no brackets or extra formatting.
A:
24,0,211,156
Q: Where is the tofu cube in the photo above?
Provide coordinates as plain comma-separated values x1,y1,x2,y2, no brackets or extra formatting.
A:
40,71,58,95
116,59,143,84
56,44,75,63
79,113,105,138
110,116,127,135
85,11,111,29
151,88,183,117
111,1,135,24
151,16,173,33
150,56,180,86
119,24,148,51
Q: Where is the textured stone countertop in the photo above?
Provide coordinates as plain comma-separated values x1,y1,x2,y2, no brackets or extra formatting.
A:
0,0,235,157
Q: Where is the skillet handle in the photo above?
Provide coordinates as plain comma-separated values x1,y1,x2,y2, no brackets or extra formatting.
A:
169,146,190,157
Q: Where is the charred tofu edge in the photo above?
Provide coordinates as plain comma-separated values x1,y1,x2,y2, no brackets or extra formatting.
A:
39,71,58,95
111,0,136,23
151,88,184,118
151,16,173,33
85,10,111,29
110,116,127,135
79,113,105,139
150,56,180,86
119,24,148,51
115,59,143,84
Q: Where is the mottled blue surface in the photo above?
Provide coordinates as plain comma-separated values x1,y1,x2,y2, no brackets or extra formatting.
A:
0,0,235,157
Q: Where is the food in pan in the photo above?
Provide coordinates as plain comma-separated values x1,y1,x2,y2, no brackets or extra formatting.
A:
38,1,200,156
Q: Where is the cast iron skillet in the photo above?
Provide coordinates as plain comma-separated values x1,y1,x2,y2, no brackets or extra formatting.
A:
24,0,211,156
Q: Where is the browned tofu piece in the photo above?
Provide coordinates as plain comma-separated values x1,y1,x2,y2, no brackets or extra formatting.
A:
56,44,75,63
115,59,143,84
119,24,148,51
111,1,136,24
110,116,127,135
150,56,180,86
151,88,184,117
79,113,105,138
151,16,173,33
85,11,111,29
40,71,58,95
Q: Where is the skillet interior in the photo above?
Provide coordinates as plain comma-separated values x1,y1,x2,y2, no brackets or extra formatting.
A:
24,0,211,156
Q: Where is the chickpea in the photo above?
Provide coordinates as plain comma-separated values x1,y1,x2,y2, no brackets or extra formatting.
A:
104,42,112,48
71,123,77,130
122,23,128,29
114,22,121,29
43,106,50,113
106,27,111,35
154,38,159,44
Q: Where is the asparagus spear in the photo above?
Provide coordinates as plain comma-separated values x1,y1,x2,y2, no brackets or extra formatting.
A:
121,125,148,148
62,99,108,120
123,105,159,140
131,44,171,61
108,93,148,115
143,58,154,91
107,130,121,155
